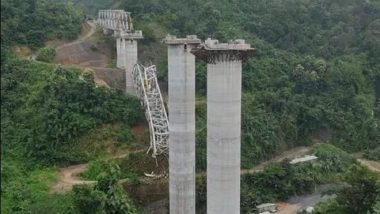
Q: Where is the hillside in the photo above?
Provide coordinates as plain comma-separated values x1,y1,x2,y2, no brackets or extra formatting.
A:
1,0,380,213
94,0,380,169
1,0,144,213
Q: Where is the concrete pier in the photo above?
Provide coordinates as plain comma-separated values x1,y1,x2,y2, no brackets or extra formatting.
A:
124,39,138,95
98,10,142,95
192,38,254,214
164,35,201,214
115,30,143,95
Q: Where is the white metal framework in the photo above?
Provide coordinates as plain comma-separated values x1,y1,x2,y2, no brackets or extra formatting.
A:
132,64,169,157
98,10,133,31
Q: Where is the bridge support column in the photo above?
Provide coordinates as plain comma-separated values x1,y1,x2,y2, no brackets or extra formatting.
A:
115,38,138,96
164,35,200,214
192,38,254,214
124,39,138,95
115,31,143,95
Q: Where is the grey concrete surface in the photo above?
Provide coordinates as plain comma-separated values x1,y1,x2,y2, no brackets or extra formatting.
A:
165,35,200,214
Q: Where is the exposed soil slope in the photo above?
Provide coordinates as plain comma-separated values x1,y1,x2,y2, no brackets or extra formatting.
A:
54,21,108,67
50,164,95,193
357,158,380,172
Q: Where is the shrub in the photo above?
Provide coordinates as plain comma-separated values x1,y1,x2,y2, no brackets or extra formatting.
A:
81,160,112,180
1,58,142,165
363,147,380,161
115,125,135,144
240,144,357,212
311,144,356,175
73,164,138,214
118,152,152,176
107,59,116,68
315,166,380,214
36,47,56,62
73,185,105,214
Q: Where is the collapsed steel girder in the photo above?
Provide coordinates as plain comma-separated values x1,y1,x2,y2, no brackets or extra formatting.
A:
132,64,169,157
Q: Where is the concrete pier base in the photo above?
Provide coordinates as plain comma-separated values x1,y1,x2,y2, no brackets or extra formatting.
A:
164,35,200,214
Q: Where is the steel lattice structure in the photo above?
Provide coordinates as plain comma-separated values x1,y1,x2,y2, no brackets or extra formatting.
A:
98,10,133,31
132,64,169,157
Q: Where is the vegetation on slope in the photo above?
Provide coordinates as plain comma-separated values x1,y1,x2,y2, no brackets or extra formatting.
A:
73,164,138,213
196,144,371,213
0,56,142,212
114,0,380,169
1,0,83,49
1,56,141,165
314,166,380,214
36,47,57,63
364,147,380,161
2,0,380,212
81,151,167,184
1,1,142,212
67,0,380,170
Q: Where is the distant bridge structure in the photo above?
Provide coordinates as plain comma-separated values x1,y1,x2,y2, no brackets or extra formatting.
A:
98,9,133,31
97,9,143,96
97,10,168,158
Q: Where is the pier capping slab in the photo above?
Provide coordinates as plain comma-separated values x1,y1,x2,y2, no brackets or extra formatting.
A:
191,38,256,64
163,34,201,45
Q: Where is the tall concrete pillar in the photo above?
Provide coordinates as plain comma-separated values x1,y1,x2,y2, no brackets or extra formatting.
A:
124,39,138,95
116,30,143,95
163,35,200,214
192,38,254,214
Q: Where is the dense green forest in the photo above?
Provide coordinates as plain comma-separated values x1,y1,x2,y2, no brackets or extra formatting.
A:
97,0,380,169
1,0,380,213
1,0,83,49
1,0,141,212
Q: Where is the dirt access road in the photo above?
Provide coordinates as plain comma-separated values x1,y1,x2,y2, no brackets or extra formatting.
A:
50,149,145,193
51,146,312,193
51,142,380,194
56,21,97,50
49,21,132,193
357,158,380,172
54,21,107,67
50,164,95,193
241,146,311,174
54,21,126,90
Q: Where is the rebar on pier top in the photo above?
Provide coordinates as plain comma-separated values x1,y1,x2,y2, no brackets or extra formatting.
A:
191,38,255,63
163,34,201,45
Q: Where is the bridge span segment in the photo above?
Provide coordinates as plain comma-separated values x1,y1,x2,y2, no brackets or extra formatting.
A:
97,9,143,95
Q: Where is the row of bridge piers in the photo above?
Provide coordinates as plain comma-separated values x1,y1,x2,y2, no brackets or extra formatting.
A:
114,30,143,95
98,10,255,214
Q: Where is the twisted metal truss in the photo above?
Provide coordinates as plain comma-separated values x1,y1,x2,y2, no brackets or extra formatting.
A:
132,64,169,157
